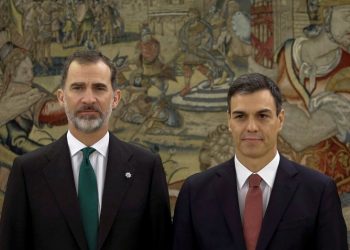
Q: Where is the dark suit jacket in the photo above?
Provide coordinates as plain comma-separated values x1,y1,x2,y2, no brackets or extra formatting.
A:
0,133,172,250
172,155,348,250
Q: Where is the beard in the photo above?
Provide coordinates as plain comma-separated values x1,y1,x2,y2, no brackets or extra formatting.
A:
64,103,112,133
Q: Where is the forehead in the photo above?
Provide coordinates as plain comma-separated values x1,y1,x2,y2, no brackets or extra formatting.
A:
67,59,110,71
66,60,111,81
230,89,276,112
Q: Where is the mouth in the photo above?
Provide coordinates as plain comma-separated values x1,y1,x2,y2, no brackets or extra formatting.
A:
242,138,262,141
241,136,263,142
78,110,99,115
76,106,102,117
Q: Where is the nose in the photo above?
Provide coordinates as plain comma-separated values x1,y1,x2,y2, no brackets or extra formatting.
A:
247,117,258,132
81,88,97,104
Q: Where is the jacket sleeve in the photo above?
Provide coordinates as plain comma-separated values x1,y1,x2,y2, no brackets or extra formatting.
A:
148,154,172,250
315,179,348,250
172,179,199,250
0,157,33,250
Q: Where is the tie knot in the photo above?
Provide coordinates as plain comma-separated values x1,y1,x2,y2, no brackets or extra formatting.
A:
248,174,262,188
81,147,96,158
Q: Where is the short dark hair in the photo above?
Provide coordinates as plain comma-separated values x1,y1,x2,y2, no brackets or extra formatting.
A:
227,73,282,115
60,50,117,89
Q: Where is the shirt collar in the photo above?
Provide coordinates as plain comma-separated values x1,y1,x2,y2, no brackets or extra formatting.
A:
235,152,280,189
67,130,109,158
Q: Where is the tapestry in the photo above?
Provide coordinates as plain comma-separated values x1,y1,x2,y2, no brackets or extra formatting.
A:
0,0,349,243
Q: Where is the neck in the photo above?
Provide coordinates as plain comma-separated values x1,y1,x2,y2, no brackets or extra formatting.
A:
69,125,108,146
236,150,277,173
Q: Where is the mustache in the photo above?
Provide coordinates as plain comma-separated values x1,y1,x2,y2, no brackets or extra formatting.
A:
76,104,102,115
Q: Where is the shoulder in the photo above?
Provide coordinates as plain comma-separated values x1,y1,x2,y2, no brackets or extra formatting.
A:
182,158,234,190
281,156,334,188
298,165,334,187
14,136,66,165
109,134,160,163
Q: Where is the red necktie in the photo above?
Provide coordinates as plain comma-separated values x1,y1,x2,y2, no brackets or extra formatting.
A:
243,174,263,250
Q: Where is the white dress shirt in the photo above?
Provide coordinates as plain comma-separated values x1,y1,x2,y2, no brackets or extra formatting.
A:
235,152,280,220
67,131,109,217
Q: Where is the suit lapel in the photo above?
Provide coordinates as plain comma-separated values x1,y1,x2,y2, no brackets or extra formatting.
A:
42,135,88,250
98,134,134,249
257,156,299,250
214,159,246,250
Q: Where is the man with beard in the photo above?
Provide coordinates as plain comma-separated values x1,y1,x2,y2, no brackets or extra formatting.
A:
0,50,172,250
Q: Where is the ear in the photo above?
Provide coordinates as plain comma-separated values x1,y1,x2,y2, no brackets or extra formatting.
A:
112,89,121,109
227,111,232,132
56,88,65,107
277,109,285,131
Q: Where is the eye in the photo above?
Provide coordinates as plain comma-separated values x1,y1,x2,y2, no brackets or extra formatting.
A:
96,86,107,91
233,114,245,119
94,84,107,91
258,113,269,119
71,85,83,90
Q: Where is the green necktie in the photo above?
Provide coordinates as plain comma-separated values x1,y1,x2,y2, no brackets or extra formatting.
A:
78,147,98,250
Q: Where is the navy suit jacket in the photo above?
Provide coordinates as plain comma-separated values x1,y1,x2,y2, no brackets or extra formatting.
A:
0,133,172,250
173,155,348,250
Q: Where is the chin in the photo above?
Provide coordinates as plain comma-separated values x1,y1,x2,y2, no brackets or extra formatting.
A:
240,149,263,158
78,114,100,120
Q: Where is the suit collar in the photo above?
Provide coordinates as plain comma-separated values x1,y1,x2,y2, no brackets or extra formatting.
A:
66,130,110,158
257,155,299,250
214,158,246,250
213,156,300,250
235,153,280,189
42,134,88,250
98,133,134,249
43,133,135,250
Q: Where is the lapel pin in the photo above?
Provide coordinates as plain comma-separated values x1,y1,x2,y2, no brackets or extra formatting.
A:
125,172,132,179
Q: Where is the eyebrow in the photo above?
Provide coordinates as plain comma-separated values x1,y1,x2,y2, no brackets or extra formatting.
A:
70,82,85,87
230,108,273,115
257,109,273,114
70,82,108,86
231,110,246,115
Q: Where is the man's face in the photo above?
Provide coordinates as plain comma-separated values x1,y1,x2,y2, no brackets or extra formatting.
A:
329,5,350,50
227,89,284,164
57,60,120,134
